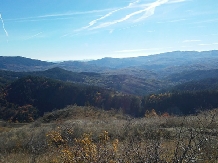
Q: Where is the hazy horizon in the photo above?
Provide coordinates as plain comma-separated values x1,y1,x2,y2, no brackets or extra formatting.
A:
1,49,217,62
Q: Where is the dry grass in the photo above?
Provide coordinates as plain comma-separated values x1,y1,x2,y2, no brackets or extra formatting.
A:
0,106,218,162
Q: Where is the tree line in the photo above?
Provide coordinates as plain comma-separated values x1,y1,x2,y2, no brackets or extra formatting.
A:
1,76,218,122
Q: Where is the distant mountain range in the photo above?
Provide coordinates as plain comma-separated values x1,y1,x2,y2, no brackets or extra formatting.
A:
1,50,218,73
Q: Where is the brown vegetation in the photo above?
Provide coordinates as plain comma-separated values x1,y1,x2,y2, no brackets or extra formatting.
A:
0,105,218,162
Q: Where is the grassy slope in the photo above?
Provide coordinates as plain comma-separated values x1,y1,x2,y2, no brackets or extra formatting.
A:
0,106,218,162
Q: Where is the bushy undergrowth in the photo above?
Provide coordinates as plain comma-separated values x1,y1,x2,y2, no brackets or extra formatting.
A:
0,106,218,162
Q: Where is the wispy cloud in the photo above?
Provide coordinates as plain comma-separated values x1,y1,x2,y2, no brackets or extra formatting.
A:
76,0,141,31
76,0,187,31
76,8,123,31
7,0,187,36
168,18,186,22
183,40,201,43
191,18,218,24
37,9,111,18
0,13,9,38
157,18,186,24
181,45,192,48
24,32,42,40
90,0,169,30
109,29,114,34
213,43,218,45
198,43,211,46
167,0,188,4
115,48,159,53
134,0,169,22
5,9,112,23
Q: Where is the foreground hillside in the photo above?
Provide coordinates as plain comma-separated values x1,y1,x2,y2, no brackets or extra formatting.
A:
0,106,218,162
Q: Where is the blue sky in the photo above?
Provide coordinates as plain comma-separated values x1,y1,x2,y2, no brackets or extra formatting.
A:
0,0,218,61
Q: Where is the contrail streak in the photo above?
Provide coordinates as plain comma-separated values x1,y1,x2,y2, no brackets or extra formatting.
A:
91,0,169,29
0,13,9,37
73,0,186,33
135,0,168,22
78,8,122,31
77,0,140,31
24,32,42,40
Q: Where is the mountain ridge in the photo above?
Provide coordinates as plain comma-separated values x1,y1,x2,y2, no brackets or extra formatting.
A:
1,50,218,72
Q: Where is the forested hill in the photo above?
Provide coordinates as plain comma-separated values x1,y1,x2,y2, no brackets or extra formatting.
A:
1,75,218,122
166,69,218,82
88,50,218,69
3,76,112,113
0,56,54,71
0,67,164,96
2,67,218,96
0,76,145,122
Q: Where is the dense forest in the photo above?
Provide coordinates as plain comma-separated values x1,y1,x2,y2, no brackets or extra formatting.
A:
1,75,218,122
0,76,143,122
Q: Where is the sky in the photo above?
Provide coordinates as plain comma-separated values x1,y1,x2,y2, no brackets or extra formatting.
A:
0,0,218,61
